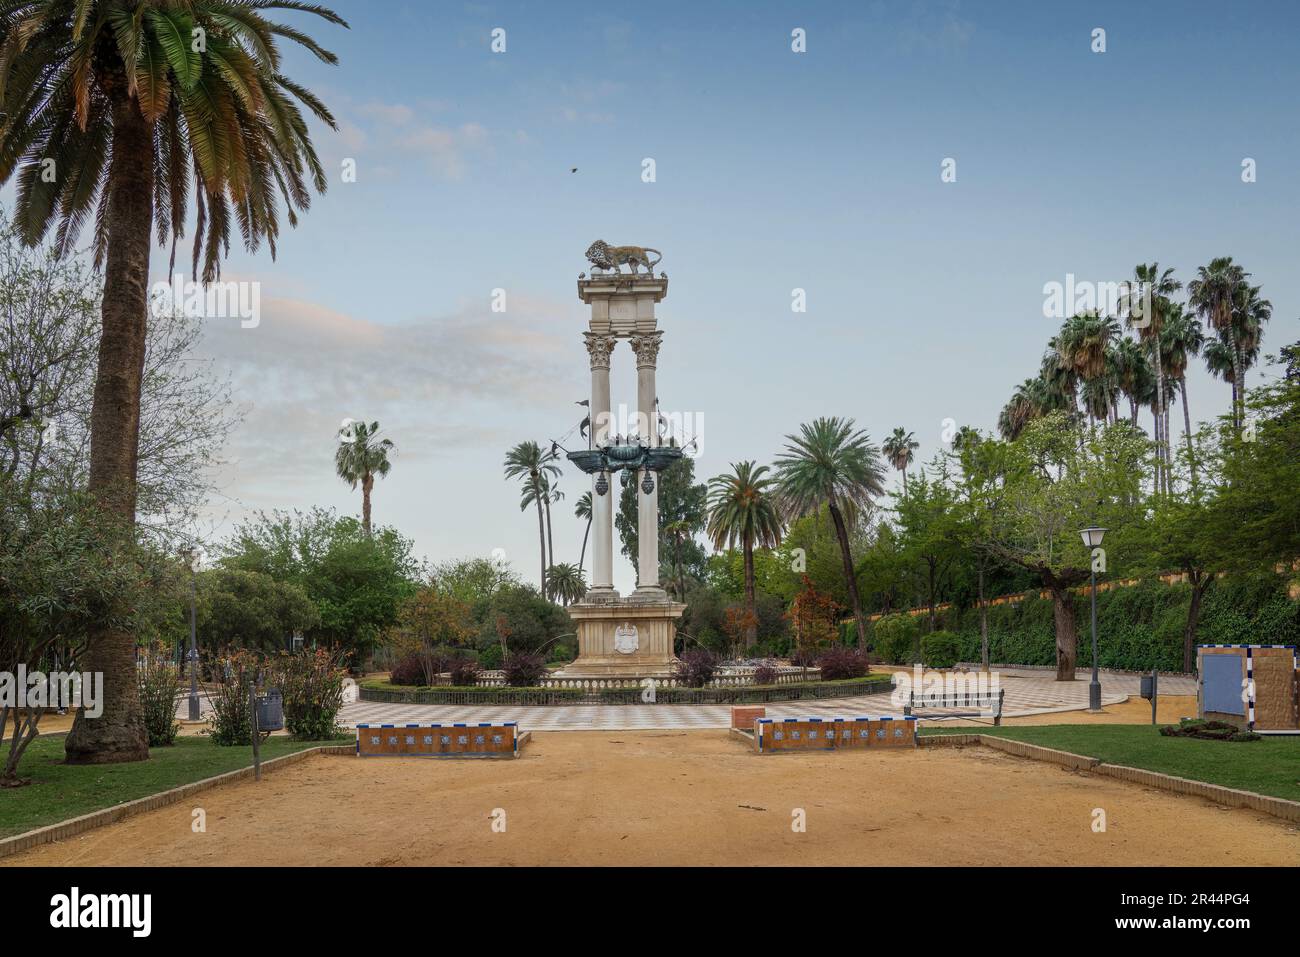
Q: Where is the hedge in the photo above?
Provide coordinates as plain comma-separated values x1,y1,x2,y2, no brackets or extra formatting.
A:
863,572,1299,673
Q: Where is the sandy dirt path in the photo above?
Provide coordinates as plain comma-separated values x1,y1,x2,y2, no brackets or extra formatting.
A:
6,730,1295,867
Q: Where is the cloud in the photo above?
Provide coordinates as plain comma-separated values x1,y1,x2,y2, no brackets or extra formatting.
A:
194,293,581,488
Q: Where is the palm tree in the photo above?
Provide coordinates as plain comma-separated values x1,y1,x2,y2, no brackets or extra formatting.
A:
706,461,783,648
574,491,593,578
1188,257,1249,433
522,475,562,569
1160,306,1205,487
335,421,394,536
773,417,886,650
1112,337,1152,426
545,563,587,606
1122,264,1181,490
881,427,919,494
504,441,560,599
0,1,347,765
998,375,1060,440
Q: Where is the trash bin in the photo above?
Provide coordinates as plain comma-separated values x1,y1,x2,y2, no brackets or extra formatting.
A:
256,688,284,732
1139,674,1155,700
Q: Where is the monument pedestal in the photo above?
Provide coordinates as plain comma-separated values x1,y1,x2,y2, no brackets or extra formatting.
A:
561,598,686,677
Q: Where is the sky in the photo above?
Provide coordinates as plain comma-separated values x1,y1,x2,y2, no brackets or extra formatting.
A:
19,0,1300,592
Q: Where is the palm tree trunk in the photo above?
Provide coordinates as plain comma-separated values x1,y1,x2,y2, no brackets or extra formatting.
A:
543,495,554,570
65,96,155,766
743,529,757,649
578,516,591,576
827,497,867,658
533,483,547,599
1231,329,1245,434
1180,377,1197,490
900,468,907,495
361,473,373,536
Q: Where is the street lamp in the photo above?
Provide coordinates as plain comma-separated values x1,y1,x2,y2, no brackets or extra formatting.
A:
1079,526,1108,712
184,546,203,721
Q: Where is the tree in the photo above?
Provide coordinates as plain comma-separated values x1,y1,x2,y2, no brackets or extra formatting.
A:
335,420,394,537
222,508,419,667
1159,304,1205,489
1122,265,1181,492
545,562,587,606
0,488,177,784
773,417,886,650
882,428,919,494
503,440,559,599
389,585,474,683
0,0,347,765
984,413,1146,680
706,461,783,648
894,457,964,633
194,567,318,653
574,491,592,577
1188,258,1249,433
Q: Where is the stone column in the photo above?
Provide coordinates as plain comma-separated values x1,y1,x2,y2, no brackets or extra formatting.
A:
631,332,664,597
584,332,618,599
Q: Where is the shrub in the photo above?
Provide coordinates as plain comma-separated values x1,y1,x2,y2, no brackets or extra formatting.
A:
272,650,347,740
138,657,182,747
448,656,481,687
388,653,425,687
675,648,718,688
206,653,258,746
871,613,920,665
752,663,778,685
501,652,546,687
816,646,869,680
920,631,961,669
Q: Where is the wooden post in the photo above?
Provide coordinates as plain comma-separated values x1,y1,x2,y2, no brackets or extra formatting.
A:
249,677,261,782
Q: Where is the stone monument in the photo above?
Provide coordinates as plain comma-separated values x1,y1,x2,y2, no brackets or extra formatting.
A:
559,242,686,677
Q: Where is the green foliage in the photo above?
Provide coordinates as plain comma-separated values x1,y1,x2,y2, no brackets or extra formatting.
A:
221,508,420,666
871,612,921,665
194,567,319,653
270,650,348,741
617,456,708,584
920,630,961,669
138,658,183,747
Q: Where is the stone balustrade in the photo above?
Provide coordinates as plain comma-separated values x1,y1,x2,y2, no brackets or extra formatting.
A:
432,666,822,691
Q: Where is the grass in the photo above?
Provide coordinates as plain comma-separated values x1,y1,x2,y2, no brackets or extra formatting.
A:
922,724,1300,802
0,735,341,839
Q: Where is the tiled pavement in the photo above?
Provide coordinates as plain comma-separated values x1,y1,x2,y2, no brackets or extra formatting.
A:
336,670,1198,732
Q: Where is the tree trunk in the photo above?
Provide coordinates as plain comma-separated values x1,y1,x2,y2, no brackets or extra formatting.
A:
978,561,989,671
827,497,867,659
1183,571,1209,673
361,472,373,536
1180,376,1197,491
64,95,155,766
533,480,547,599
1232,332,1246,435
578,516,591,576
1047,579,1078,682
900,468,907,495
543,494,554,570
742,529,757,648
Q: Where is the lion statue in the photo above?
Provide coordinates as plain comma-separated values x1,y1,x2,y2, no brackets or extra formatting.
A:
585,240,662,275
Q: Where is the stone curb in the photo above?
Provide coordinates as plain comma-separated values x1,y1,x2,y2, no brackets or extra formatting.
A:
951,734,1300,823
976,735,1102,771
918,734,983,747
0,744,354,862
1093,763,1300,823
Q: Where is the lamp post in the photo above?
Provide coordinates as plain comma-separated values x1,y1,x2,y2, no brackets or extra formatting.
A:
184,546,202,721
1079,526,1108,712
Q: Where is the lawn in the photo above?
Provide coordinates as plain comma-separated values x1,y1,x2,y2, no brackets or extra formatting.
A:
923,724,1300,802
0,735,341,839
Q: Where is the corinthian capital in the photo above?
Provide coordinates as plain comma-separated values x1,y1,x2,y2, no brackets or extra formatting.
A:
630,332,663,369
583,332,618,371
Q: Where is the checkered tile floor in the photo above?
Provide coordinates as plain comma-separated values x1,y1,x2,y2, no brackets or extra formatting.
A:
337,671,1196,732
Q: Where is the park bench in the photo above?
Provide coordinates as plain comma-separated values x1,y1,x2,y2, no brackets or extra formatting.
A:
903,688,1005,726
